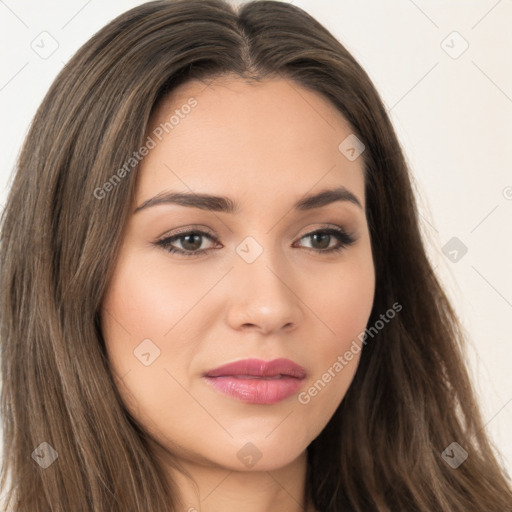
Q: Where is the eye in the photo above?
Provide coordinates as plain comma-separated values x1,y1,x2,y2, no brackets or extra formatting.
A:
155,229,218,257
154,226,356,257
294,227,356,254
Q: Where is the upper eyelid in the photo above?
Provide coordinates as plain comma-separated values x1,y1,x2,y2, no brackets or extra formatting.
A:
157,225,355,251
158,221,352,238
157,228,216,244
157,224,351,242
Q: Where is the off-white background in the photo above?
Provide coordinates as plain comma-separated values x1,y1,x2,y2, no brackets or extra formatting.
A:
1,0,511,489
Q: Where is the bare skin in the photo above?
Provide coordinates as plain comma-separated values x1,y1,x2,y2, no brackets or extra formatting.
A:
100,75,375,512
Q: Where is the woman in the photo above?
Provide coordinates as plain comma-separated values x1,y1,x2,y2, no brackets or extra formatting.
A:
1,0,511,510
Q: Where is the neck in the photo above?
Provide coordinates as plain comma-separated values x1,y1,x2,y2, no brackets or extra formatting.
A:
157,448,315,512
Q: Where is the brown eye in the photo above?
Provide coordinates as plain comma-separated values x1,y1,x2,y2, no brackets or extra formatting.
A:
155,227,355,258
156,230,218,256
309,232,331,250
177,233,203,251
295,228,355,254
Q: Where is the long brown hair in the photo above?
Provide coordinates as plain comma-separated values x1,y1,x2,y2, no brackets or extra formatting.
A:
1,1,511,510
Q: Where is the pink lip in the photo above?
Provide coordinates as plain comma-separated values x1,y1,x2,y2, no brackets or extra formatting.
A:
203,358,306,404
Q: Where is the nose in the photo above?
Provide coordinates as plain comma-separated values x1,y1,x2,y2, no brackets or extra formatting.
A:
225,244,304,335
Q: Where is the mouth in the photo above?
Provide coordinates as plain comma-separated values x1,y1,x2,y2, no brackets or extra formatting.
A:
203,358,306,404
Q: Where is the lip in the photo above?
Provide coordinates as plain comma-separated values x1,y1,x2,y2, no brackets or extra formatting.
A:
203,358,307,404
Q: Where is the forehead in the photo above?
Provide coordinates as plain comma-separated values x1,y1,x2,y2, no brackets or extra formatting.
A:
138,75,366,210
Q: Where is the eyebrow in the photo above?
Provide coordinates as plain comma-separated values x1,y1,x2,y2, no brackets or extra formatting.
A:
134,185,363,214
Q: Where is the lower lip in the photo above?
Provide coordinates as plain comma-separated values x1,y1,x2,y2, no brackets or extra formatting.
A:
203,376,304,404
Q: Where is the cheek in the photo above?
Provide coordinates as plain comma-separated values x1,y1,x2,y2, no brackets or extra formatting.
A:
297,248,374,422
99,253,180,395
100,247,213,366
326,267,375,352
99,258,192,434
312,243,375,352
100,249,216,413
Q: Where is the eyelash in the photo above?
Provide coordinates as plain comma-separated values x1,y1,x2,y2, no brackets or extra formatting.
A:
154,226,356,257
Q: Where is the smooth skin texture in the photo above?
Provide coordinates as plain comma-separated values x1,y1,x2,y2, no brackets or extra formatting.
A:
100,75,375,512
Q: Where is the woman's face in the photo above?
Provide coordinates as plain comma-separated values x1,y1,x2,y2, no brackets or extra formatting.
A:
100,76,375,472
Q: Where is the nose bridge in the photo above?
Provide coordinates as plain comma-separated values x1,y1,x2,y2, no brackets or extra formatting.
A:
235,234,287,292
225,233,303,332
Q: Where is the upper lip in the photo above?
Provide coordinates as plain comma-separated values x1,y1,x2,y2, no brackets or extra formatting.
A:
204,358,306,379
